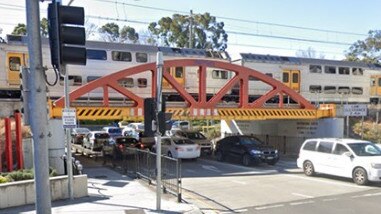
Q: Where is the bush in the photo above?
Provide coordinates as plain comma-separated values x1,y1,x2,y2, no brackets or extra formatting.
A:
0,176,11,183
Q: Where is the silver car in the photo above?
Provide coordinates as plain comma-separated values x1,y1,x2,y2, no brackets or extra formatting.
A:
83,131,110,151
171,130,213,154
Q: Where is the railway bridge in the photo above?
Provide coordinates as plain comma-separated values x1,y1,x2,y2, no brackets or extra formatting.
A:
49,59,335,121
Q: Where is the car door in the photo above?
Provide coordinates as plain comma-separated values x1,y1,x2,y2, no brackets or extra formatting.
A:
161,138,172,156
229,136,245,159
330,143,353,178
315,140,334,174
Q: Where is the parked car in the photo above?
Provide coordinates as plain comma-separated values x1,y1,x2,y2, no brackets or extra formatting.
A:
297,138,381,185
171,130,213,154
107,136,139,159
102,126,122,139
122,123,144,139
171,121,190,130
214,135,279,166
71,127,91,144
82,131,110,151
153,136,201,160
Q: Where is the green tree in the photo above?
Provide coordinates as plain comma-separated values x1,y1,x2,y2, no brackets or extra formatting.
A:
12,23,27,36
40,18,48,37
99,22,139,43
346,30,381,64
148,12,228,50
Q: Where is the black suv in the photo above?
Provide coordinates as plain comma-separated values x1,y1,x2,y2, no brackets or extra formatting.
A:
215,135,279,166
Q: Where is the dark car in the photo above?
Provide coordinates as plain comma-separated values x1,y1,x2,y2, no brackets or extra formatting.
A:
214,135,279,166
108,136,139,159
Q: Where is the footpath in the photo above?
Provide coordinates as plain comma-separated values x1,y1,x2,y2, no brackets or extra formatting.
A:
1,164,201,214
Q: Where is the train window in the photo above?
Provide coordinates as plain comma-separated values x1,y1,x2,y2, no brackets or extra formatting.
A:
292,73,298,83
324,66,336,74
266,73,273,78
309,65,322,73
87,76,101,83
59,75,82,86
212,70,228,79
371,78,376,86
112,51,132,62
87,49,107,60
309,85,322,93
118,78,134,88
136,52,148,63
352,68,364,75
352,87,363,95
9,57,21,71
137,78,147,88
324,86,336,94
282,73,289,82
175,67,184,78
378,78,381,87
338,87,350,94
338,67,350,75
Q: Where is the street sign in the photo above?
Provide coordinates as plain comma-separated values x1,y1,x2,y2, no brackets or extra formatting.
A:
62,108,77,128
343,104,367,116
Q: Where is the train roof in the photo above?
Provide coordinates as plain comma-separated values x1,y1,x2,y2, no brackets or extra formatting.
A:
240,53,381,69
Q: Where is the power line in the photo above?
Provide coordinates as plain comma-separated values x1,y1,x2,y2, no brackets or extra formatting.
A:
87,0,367,37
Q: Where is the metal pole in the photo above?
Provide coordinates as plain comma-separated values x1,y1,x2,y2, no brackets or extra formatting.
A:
26,0,52,213
377,99,380,143
156,52,163,211
361,116,364,139
64,65,74,200
346,116,349,138
189,9,193,48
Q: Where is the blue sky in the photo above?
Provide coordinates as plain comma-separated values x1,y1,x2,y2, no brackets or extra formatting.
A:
0,0,380,60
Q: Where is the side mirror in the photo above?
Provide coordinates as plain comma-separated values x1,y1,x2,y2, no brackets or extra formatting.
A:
343,151,353,158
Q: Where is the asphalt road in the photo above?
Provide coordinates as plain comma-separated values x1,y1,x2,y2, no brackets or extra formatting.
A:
180,157,381,214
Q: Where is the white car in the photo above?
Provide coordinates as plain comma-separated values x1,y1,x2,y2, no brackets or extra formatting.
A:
154,136,201,160
297,138,381,185
122,123,144,139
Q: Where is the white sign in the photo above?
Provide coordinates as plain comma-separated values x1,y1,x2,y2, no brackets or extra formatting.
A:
62,108,77,129
343,104,367,116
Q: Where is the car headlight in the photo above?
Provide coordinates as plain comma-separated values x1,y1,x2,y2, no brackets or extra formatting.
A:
371,163,381,169
250,150,262,155
274,150,278,154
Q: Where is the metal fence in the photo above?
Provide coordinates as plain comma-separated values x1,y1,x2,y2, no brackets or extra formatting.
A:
122,148,182,202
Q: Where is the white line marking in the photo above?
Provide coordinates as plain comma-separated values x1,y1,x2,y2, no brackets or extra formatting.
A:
231,180,247,185
235,209,248,212
201,165,222,172
290,200,314,206
323,198,338,201
292,193,314,198
283,174,369,189
351,192,381,198
255,204,285,210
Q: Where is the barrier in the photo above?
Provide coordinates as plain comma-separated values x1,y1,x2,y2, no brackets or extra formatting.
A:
1,112,23,172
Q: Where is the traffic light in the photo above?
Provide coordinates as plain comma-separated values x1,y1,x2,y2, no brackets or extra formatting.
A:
158,98,172,135
144,98,156,137
48,2,86,70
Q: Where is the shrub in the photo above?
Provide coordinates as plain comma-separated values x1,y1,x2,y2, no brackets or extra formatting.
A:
0,176,10,183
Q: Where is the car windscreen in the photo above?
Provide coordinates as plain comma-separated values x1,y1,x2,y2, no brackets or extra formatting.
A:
95,133,110,138
348,143,381,156
240,136,263,146
74,128,90,134
137,124,144,130
186,132,206,140
108,128,121,134
173,139,195,145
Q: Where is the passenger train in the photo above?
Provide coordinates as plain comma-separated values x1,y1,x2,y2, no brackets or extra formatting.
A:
1,34,381,105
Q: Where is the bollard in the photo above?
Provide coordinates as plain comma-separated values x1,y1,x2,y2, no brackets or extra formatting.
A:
5,118,13,172
15,112,24,169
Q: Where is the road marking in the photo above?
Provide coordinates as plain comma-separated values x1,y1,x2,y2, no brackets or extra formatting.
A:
201,164,222,172
231,180,246,185
290,200,314,206
255,204,284,210
235,209,248,212
323,198,338,201
292,193,314,198
351,192,381,198
283,174,369,189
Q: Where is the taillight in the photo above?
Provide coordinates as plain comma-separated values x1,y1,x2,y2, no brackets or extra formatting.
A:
196,145,201,150
119,144,124,150
140,144,145,149
175,147,184,151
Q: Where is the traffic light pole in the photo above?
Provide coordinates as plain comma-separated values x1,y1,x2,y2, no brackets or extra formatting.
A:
25,0,52,213
156,52,163,211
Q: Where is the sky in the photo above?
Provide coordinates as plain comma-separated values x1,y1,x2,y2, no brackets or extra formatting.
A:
0,0,380,60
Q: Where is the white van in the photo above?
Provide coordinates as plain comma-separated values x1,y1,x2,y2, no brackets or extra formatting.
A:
297,138,381,185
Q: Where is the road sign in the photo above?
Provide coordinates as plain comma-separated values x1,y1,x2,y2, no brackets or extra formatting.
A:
343,104,367,116
62,108,77,128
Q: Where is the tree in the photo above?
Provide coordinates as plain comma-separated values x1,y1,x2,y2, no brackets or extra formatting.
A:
85,21,98,39
346,30,381,64
296,47,325,59
40,18,48,37
148,12,228,50
99,22,139,43
12,23,27,36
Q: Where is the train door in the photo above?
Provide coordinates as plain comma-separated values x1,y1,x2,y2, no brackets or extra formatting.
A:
162,66,185,89
6,52,28,85
282,70,300,92
370,75,381,96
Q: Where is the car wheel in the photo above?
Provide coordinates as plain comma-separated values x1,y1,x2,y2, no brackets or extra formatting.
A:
303,161,315,176
353,167,368,185
242,154,251,166
167,151,173,158
215,150,224,161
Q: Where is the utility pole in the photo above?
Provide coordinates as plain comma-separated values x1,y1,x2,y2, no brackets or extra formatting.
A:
156,52,163,211
25,0,52,213
189,9,193,48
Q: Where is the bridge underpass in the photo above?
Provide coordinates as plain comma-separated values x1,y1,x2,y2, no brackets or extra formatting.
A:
49,59,336,121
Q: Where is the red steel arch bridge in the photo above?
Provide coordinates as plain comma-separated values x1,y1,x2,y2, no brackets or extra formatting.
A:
49,59,335,121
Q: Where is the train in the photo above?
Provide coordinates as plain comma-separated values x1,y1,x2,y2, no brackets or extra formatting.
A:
1,34,381,105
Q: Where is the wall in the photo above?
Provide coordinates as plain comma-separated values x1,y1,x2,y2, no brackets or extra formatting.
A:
0,175,88,209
